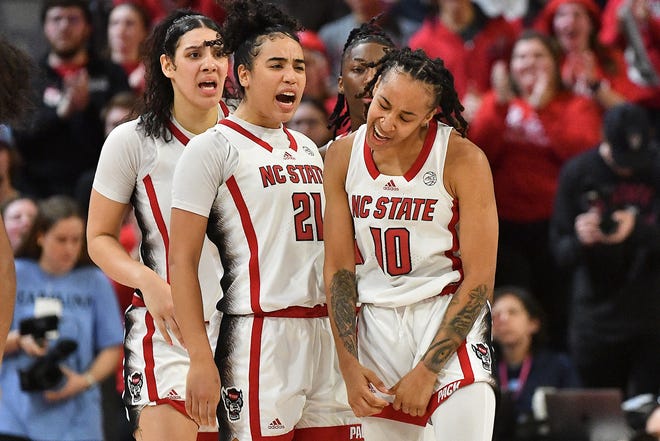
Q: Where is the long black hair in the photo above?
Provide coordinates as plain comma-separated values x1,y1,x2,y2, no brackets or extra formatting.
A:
222,0,302,98
327,17,395,137
362,47,468,137
138,10,223,141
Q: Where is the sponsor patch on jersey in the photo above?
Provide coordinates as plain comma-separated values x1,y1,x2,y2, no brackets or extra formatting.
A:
222,386,244,422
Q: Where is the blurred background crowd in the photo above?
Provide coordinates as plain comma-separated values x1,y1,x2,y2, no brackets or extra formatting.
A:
0,0,659,440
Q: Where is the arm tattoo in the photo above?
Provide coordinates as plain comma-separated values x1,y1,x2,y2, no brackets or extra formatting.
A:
330,269,359,358
423,284,489,373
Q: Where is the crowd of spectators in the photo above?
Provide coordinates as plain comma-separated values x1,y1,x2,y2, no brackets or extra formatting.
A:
1,0,659,440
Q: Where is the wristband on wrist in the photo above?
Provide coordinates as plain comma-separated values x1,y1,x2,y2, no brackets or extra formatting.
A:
83,372,97,389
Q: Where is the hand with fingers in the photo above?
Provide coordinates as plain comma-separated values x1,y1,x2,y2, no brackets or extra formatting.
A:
43,366,88,402
18,334,48,358
601,208,637,244
390,362,437,417
575,208,605,245
342,359,392,417
186,355,220,428
140,273,185,347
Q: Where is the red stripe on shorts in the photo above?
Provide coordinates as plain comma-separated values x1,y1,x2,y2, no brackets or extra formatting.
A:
294,424,364,440
373,341,477,426
143,311,158,401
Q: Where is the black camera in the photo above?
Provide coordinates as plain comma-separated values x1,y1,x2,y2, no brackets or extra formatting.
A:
599,210,620,235
582,186,620,235
19,339,78,392
19,315,59,345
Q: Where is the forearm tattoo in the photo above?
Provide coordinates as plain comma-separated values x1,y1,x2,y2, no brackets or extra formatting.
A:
330,269,359,358
423,284,489,373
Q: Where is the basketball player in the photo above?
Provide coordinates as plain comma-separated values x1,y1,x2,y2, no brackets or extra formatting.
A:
327,18,395,139
86,11,229,441
323,47,498,441
0,37,32,363
168,1,361,440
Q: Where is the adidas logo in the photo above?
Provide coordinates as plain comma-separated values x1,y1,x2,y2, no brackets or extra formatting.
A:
267,418,285,430
167,389,181,400
283,152,295,160
383,179,399,191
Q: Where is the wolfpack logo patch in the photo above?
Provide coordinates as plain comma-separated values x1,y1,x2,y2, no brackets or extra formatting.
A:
222,386,244,421
471,342,492,372
127,371,144,402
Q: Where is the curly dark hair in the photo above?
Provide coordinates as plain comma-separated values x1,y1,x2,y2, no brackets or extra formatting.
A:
0,38,34,125
222,0,302,97
361,47,468,137
137,9,223,141
328,17,396,137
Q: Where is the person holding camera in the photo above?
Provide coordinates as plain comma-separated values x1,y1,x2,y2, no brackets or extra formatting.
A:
549,102,660,400
0,196,123,441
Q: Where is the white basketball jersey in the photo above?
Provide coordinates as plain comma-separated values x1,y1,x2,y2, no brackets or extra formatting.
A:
346,120,463,308
94,104,229,320
172,115,326,315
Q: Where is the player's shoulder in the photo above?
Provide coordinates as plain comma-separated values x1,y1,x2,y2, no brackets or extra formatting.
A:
102,117,144,153
446,129,488,169
324,131,357,170
187,122,231,151
107,117,141,138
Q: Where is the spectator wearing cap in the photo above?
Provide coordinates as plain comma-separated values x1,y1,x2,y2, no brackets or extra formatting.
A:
550,102,660,399
0,125,21,205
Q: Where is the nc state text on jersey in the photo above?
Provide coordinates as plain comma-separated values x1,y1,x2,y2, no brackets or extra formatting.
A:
260,164,323,188
351,195,438,221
